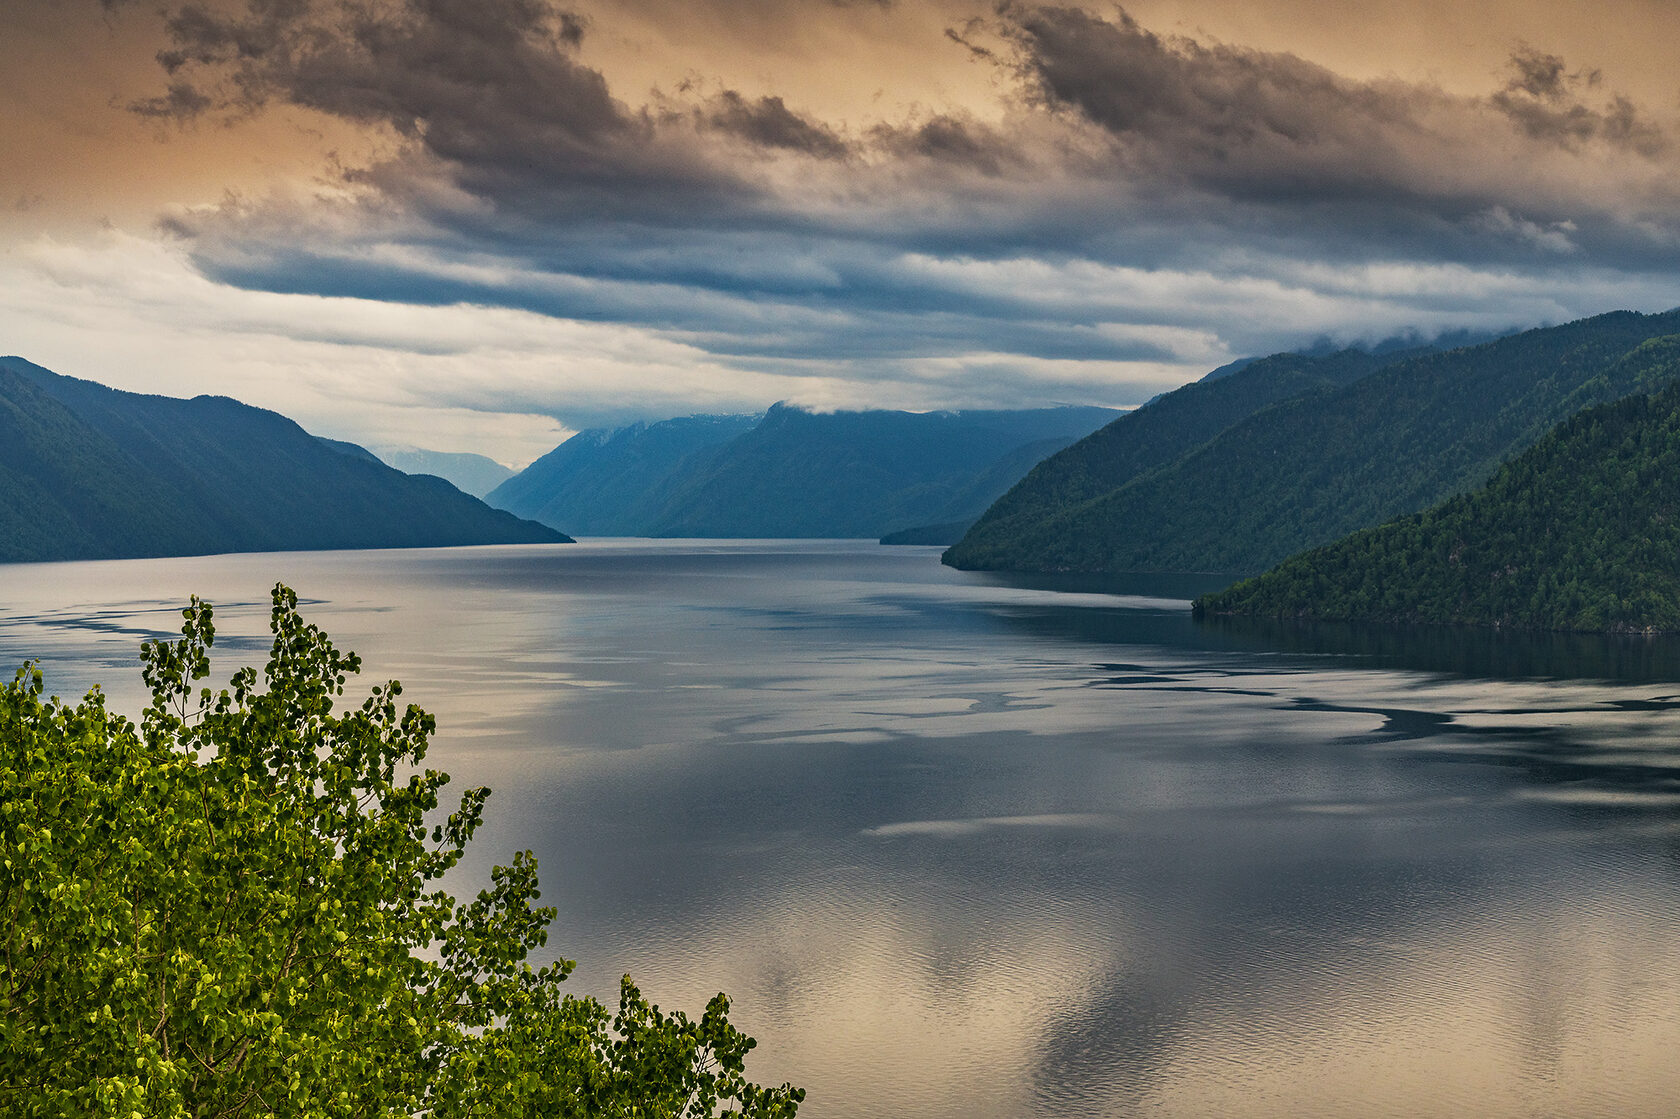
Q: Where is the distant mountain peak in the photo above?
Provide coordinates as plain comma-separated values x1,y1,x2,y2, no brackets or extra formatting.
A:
375,447,517,499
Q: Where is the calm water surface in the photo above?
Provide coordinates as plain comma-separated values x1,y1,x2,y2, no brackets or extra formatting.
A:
7,539,1680,1118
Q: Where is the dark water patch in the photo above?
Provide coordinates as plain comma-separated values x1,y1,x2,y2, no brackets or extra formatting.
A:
1603,695,1680,712
1286,698,1459,742
1089,674,1185,686
972,569,1240,601
1197,614,1680,683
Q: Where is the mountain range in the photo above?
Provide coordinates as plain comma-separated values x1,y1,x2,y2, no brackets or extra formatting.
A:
946,310,1680,576
488,403,1119,538
0,356,566,564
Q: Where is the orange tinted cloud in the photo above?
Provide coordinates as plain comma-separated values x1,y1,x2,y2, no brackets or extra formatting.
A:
4,0,1679,450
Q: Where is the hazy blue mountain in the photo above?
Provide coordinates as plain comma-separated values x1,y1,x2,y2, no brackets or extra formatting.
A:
0,356,568,564
641,404,1119,538
378,448,514,499
946,310,1680,576
488,414,762,534
491,404,1118,538
1196,364,1680,632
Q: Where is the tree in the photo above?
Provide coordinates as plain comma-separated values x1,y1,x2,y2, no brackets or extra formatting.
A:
0,585,802,1118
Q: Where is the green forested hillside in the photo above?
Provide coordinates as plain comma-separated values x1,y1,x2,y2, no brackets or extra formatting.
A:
942,347,1405,569
1194,379,1680,632
0,363,220,561
947,311,1680,575
491,404,1117,538
0,357,567,563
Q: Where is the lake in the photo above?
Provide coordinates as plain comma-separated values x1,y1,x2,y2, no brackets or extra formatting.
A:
7,539,1680,1117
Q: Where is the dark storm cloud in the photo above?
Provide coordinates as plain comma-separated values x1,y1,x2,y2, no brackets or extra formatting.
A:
995,4,1673,205
144,1,1680,248
137,0,763,221
129,80,215,119
695,91,851,159
1491,47,1664,155
870,114,1019,174
124,0,1680,399
1501,46,1582,101
173,215,1198,366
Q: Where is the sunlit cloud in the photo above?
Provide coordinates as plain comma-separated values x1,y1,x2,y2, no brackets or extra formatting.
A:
3,0,1679,459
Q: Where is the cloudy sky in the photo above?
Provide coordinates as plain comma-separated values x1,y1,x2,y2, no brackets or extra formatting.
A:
5,0,1680,464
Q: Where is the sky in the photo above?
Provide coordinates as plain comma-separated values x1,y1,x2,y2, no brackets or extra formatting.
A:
4,0,1680,466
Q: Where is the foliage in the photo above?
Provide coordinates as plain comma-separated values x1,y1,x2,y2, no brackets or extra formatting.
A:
1194,380,1680,632
0,586,801,1117
947,311,1680,576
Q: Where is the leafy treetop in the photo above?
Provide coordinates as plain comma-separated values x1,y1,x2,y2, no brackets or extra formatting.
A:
0,584,802,1118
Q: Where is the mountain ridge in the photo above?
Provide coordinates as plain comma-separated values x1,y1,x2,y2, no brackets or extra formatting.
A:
945,310,1680,575
0,356,567,563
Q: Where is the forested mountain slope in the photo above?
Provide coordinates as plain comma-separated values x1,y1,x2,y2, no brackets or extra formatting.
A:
944,347,1404,569
0,362,214,562
491,404,1117,538
0,357,566,563
1194,371,1680,632
947,310,1680,575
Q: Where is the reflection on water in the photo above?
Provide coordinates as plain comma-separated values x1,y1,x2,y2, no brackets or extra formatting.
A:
1198,613,1680,683
6,540,1680,1117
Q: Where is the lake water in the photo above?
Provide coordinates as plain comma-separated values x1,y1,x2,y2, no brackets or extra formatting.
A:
8,539,1680,1117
